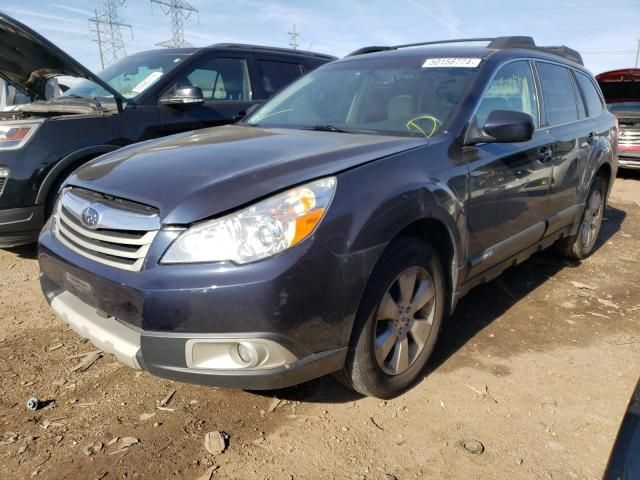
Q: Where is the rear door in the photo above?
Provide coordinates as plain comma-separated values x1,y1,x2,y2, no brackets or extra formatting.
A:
158,54,259,135
466,60,554,277
535,61,594,234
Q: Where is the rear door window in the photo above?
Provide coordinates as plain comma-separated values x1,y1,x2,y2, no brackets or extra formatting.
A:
536,62,579,126
258,60,304,96
575,72,604,117
475,60,539,128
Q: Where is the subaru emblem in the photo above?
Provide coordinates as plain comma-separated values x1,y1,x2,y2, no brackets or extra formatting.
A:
81,207,100,229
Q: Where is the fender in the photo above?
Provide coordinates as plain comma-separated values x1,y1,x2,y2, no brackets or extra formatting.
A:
332,146,467,312
35,145,120,205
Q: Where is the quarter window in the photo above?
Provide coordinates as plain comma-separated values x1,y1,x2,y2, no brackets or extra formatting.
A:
169,57,251,101
575,72,604,117
536,62,579,126
259,60,303,95
476,61,538,128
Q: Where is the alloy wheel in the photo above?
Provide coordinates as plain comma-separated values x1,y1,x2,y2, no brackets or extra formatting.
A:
580,189,603,250
374,266,436,375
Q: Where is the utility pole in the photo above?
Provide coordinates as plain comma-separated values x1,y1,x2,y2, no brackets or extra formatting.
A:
288,24,299,50
89,0,133,69
635,39,640,68
151,0,198,48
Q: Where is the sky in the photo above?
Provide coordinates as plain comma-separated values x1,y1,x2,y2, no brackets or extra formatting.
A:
2,0,640,76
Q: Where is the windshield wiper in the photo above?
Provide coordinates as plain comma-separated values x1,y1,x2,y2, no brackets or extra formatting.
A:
307,124,354,133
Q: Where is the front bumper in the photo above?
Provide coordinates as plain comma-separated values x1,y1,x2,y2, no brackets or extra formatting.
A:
619,157,640,170
0,205,45,248
43,277,347,389
618,147,640,170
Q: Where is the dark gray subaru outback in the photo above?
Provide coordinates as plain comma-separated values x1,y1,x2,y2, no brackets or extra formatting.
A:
38,37,618,398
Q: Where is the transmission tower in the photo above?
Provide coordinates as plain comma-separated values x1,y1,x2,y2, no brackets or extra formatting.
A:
151,0,198,48
89,0,133,69
288,24,299,50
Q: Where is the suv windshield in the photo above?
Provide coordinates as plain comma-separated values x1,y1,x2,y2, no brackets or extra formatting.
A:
65,53,189,101
247,59,479,137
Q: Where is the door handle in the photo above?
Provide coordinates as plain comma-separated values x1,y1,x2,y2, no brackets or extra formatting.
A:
536,146,553,163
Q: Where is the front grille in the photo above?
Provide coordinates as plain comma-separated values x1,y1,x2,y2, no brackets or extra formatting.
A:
54,188,160,272
0,177,6,197
619,127,640,147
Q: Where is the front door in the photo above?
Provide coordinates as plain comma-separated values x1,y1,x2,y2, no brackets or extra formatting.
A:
465,60,554,278
158,55,260,135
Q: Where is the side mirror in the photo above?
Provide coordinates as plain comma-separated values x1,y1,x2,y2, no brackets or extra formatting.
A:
465,110,534,145
160,86,204,106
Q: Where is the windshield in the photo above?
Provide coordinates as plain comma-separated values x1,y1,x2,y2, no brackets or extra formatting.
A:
65,53,188,101
246,59,480,137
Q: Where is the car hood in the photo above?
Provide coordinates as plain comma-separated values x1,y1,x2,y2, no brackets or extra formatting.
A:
69,125,425,224
0,12,123,101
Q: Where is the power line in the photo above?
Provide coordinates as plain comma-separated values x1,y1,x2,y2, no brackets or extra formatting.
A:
89,0,133,70
288,24,299,50
151,0,198,48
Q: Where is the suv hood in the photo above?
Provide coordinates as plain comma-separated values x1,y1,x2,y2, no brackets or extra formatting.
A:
69,125,425,224
0,12,123,101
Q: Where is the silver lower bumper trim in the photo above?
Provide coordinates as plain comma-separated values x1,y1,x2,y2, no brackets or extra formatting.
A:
50,291,142,369
619,158,640,170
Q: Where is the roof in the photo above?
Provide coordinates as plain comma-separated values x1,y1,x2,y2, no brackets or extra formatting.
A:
128,44,337,61
347,36,583,66
206,43,337,60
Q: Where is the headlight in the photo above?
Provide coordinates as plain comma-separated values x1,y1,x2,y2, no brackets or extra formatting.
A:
161,177,337,264
0,123,41,150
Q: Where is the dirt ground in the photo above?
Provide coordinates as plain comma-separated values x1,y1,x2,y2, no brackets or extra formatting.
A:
1,173,639,480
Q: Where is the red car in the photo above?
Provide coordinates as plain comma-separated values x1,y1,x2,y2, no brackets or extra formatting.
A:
597,68,640,170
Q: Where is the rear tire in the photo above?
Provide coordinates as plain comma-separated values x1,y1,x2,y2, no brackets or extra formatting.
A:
555,176,607,260
338,237,446,398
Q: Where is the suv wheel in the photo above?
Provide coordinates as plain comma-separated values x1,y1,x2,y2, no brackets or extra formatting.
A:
556,176,607,260
338,237,445,398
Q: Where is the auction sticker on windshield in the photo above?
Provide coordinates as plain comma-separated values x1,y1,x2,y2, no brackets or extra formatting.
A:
422,58,482,68
131,71,164,94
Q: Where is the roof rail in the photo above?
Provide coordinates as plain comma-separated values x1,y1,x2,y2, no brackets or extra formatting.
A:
347,36,583,65
207,43,337,60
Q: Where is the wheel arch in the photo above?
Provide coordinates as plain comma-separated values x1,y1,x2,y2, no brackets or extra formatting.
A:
36,145,120,207
392,217,459,316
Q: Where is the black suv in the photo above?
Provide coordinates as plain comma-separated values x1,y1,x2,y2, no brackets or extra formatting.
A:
0,13,334,247
39,37,617,398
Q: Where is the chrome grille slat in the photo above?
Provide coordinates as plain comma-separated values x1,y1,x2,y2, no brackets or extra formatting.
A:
59,209,156,245
619,127,640,146
57,223,151,260
54,188,160,272
0,177,5,197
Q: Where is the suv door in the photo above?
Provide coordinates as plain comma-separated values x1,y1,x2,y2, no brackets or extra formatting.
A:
466,60,554,278
535,61,596,234
158,55,260,135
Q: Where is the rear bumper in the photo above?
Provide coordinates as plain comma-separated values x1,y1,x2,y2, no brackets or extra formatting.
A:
43,276,347,389
0,205,45,248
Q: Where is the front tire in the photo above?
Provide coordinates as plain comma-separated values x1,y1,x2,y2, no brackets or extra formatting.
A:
556,176,607,260
338,237,446,398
